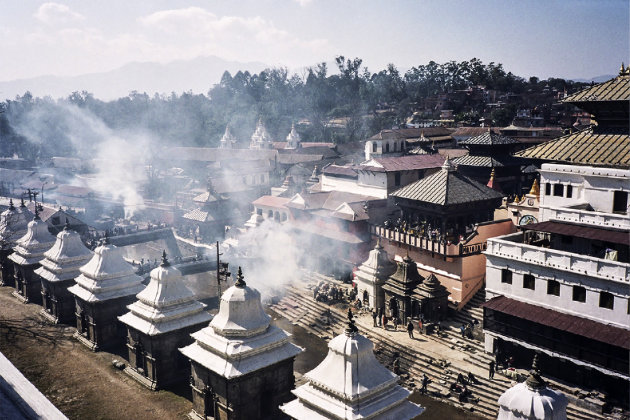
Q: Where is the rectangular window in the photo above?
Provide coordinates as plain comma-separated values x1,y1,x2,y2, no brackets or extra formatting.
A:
613,191,628,214
560,235,573,244
566,185,573,198
572,286,586,302
599,292,614,310
394,173,401,186
553,184,564,197
547,280,560,296
501,269,512,284
523,274,535,290
545,183,551,196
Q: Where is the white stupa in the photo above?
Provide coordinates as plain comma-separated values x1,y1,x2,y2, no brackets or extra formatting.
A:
353,238,396,310
281,309,424,419
8,208,56,267
249,118,274,150
119,251,212,336
219,125,238,149
180,267,302,378
285,123,301,149
497,354,568,420
34,223,93,323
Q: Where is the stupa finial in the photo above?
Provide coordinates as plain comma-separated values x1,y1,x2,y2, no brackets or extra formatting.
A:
620,62,626,76
8,199,14,210
525,353,546,390
529,178,540,197
345,308,358,336
235,266,246,288
160,250,170,267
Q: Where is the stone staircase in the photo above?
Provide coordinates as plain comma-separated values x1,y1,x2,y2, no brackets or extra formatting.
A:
271,282,611,420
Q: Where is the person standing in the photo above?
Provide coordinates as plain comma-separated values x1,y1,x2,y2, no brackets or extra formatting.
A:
460,324,466,338
488,360,495,380
393,317,399,331
421,374,429,394
407,320,414,339
372,309,378,327
377,308,382,326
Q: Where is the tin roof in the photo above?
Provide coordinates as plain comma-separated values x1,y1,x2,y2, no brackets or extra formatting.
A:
513,127,630,168
563,74,630,103
459,131,519,146
359,154,444,172
521,220,629,246
452,154,522,168
483,295,630,350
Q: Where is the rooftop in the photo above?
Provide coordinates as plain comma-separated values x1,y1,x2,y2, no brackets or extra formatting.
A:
459,131,520,146
359,154,445,172
563,72,630,103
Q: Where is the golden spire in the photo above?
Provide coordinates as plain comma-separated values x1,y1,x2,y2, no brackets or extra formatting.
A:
513,195,520,204
528,178,540,198
620,62,626,76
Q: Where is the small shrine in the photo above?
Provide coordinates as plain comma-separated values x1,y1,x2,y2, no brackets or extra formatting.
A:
180,267,302,420
67,238,144,351
0,199,33,287
8,208,55,304
249,118,274,150
414,273,450,322
219,125,238,149
280,309,424,419
118,251,212,390
35,223,93,324
353,239,396,312
284,123,301,149
382,253,423,324
497,354,568,420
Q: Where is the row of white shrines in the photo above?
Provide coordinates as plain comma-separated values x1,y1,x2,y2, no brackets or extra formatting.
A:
0,201,567,420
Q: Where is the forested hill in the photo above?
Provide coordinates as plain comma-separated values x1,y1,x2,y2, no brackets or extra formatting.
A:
0,57,588,161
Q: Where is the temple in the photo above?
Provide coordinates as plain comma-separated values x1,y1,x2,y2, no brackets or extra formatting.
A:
280,309,424,419
35,223,93,324
353,239,396,311
0,199,32,287
218,125,238,149
249,119,274,150
118,251,212,390
179,267,302,420
284,123,301,150
68,238,144,351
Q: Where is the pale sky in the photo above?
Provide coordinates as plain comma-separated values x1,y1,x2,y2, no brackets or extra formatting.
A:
0,0,628,81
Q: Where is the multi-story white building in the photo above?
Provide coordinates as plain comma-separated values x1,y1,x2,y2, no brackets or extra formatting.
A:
483,67,630,408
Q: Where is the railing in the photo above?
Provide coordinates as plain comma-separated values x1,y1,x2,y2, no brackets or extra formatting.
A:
486,232,630,283
370,225,486,257
541,205,630,230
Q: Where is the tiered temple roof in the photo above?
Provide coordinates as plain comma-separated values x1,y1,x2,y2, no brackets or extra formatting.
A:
179,268,302,379
8,210,56,266
118,252,212,336
34,224,92,283
281,310,424,419
250,119,274,149
68,240,144,303
354,239,396,286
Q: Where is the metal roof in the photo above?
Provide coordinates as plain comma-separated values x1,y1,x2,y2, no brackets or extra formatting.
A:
521,220,629,246
483,295,630,350
359,154,444,172
391,166,504,206
452,154,522,168
322,164,358,178
563,74,630,103
459,131,519,146
513,127,630,168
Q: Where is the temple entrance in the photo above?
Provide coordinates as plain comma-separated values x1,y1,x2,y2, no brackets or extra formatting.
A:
134,343,146,375
203,385,215,418
362,290,369,306
79,310,90,339
389,297,399,319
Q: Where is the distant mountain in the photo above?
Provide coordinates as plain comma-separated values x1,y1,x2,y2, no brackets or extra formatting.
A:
571,74,616,83
0,56,268,101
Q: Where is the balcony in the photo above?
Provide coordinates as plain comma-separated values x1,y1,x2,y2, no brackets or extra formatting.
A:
541,205,630,230
486,232,630,284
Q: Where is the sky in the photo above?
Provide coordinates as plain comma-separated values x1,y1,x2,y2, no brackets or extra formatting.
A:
0,0,628,82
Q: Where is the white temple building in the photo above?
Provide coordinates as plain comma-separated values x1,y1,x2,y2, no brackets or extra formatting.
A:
9,208,56,304
280,309,424,419
0,199,33,287
180,267,302,420
219,125,238,149
285,123,301,149
497,355,567,420
68,239,145,351
35,223,93,324
353,239,396,311
249,118,274,150
118,251,212,389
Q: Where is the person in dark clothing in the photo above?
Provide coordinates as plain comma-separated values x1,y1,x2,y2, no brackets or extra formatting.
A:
460,324,466,338
421,374,429,394
407,320,414,339
372,310,378,327
488,360,495,380
457,373,466,385
467,371,478,384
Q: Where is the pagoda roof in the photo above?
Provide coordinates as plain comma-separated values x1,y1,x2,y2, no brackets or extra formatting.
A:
9,217,55,266
34,228,92,283
514,127,630,168
452,154,523,168
182,208,216,223
563,73,630,103
459,131,520,146
391,161,504,206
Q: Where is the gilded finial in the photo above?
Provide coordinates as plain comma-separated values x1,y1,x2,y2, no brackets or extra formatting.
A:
235,266,246,288
529,178,540,198
160,250,170,267
345,308,358,336
513,195,520,204
525,353,546,390
620,62,625,76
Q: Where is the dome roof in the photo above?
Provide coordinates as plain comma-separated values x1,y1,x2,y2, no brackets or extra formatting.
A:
209,267,270,337
34,226,92,282
9,212,55,266
68,240,144,302
118,251,212,336
497,355,568,420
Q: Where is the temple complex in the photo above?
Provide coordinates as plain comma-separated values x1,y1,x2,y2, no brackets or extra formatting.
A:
68,239,144,351
497,355,568,420
118,251,212,390
353,239,396,311
35,223,92,324
8,208,55,304
280,309,424,419
0,199,32,287
180,267,302,420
